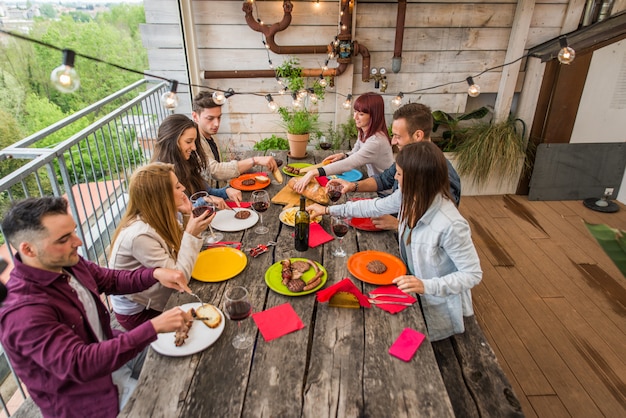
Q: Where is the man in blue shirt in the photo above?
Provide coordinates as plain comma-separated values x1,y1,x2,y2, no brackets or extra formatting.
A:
329,102,461,230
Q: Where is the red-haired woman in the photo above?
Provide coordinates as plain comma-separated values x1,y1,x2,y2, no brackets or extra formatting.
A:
292,92,394,194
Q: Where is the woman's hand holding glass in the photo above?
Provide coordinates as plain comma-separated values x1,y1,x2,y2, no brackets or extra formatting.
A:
185,209,214,238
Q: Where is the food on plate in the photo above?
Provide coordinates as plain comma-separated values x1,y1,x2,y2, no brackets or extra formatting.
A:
281,207,322,226
272,167,283,183
255,175,270,184
234,210,251,220
241,178,256,186
366,260,388,274
287,178,329,205
284,165,301,175
193,304,222,329
174,308,195,346
280,258,324,292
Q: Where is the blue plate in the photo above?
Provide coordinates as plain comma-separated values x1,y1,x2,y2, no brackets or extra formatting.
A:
334,169,363,182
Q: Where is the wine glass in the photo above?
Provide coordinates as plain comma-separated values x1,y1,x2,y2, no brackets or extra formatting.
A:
331,216,349,257
319,135,332,150
251,190,270,234
326,182,343,204
190,191,223,244
224,286,253,349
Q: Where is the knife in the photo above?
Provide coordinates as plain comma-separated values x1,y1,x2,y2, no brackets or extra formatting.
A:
368,299,414,306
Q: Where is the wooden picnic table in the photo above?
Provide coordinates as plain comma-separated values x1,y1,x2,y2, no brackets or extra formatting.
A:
119,150,456,417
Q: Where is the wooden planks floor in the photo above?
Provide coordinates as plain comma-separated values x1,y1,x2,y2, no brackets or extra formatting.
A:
458,195,626,418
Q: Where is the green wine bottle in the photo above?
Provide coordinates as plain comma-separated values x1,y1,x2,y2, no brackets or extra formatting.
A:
295,196,310,252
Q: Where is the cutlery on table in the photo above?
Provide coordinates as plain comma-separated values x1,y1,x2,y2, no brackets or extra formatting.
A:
189,292,205,306
368,293,411,299
367,299,414,306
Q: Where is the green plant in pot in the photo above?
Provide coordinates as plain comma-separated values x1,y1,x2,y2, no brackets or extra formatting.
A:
432,106,491,152
278,107,319,158
454,115,530,187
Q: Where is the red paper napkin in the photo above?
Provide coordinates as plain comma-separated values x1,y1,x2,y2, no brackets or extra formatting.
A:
226,201,252,208
369,285,417,314
389,328,426,361
316,176,330,187
252,303,305,342
309,222,334,248
316,278,371,307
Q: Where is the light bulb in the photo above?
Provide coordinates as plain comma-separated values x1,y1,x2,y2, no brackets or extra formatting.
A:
319,76,328,88
310,93,319,104
50,49,80,93
160,80,179,110
342,94,353,110
391,92,404,109
558,37,575,64
466,77,480,98
266,94,278,112
212,90,226,105
298,89,308,99
292,93,302,108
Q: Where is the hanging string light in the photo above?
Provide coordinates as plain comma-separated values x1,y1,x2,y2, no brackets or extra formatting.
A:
466,77,481,97
557,36,576,65
391,92,404,109
212,88,235,105
50,49,80,93
265,94,278,112
319,74,328,88
292,92,302,108
342,94,353,110
160,80,180,110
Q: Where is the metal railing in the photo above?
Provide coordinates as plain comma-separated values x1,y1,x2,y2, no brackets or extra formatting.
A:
0,79,170,416
0,79,171,265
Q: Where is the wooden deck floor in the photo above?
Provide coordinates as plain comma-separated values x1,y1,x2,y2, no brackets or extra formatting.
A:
458,195,626,418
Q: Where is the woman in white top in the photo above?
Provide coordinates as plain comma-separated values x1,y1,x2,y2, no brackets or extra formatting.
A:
292,92,394,194
109,162,214,330
308,142,482,341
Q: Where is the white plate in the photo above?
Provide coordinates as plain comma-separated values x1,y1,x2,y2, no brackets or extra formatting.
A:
210,208,259,232
151,302,225,357
279,207,322,227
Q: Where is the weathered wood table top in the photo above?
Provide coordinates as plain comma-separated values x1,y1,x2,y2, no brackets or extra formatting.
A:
120,150,455,418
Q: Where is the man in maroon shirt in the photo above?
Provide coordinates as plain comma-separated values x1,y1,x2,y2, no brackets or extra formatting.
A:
0,197,193,418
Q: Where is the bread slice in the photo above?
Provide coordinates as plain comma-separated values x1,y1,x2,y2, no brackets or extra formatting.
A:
255,175,270,183
194,304,222,328
272,168,283,183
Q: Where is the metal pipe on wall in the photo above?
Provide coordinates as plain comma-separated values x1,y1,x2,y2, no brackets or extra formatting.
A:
392,0,407,73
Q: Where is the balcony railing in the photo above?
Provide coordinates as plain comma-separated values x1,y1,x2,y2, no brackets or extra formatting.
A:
0,79,171,416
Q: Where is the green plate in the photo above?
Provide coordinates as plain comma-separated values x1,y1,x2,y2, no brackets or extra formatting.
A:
265,258,327,296
282,163,312,177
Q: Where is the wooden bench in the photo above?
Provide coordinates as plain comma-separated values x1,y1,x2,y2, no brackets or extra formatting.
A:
432,315,524,417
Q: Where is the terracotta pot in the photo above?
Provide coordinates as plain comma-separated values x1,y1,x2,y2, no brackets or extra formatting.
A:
287,133,310,158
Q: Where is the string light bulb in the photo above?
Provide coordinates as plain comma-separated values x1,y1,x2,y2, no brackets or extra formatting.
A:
292,93,302,108
265,94,278,112
160,80,179,110
319,74,328,88
557,36,575,65
50,49,80,93
342,94,353,110
391,92,404,109
466,77,480,97
212,88,234,105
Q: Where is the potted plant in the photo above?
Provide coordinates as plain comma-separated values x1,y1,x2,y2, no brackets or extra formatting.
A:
253,134,289,154
432,106,490,152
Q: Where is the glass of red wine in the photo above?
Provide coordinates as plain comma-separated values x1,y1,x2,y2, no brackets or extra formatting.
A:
190,191,223,244
319,136,332,150
224,286,253,349
251,190,270,234
331,216,349,257
326,182,343,204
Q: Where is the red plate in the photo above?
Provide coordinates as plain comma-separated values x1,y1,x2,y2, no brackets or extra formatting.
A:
347,250,406,285
349,217,383,232
230,173,271,191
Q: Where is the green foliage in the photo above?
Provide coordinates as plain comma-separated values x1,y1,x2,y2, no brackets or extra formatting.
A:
454,116,529,186
314,120,357,150
253,135,289,152
278,107,319,135
276,57,304,92
432,106,491,152
39,4,56,19
584,222,626,278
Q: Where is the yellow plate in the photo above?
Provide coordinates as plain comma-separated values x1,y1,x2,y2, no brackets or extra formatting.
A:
192,247,247,282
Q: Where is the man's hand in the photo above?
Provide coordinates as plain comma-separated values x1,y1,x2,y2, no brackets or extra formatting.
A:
255,156,277,172
306,203,326,218
225,187,242,205
327,178,352,194
292,171,317,193
150,307,189,333
153,268,191,293
371,214,399,231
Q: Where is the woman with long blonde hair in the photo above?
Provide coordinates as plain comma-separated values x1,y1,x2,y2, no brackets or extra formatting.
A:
109,162,213,330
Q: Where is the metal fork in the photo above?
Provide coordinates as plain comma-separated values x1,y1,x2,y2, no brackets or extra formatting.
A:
368,299,414,306
189,292,205,306
368,293,411,299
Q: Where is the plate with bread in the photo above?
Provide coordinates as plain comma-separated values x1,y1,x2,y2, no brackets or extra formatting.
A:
230,173,271,191
151,302,225,357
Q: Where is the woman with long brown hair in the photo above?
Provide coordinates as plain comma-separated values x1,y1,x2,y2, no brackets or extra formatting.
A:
307,142,482,341
293,92,394,194
109,162,213,330
152,114,242,208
